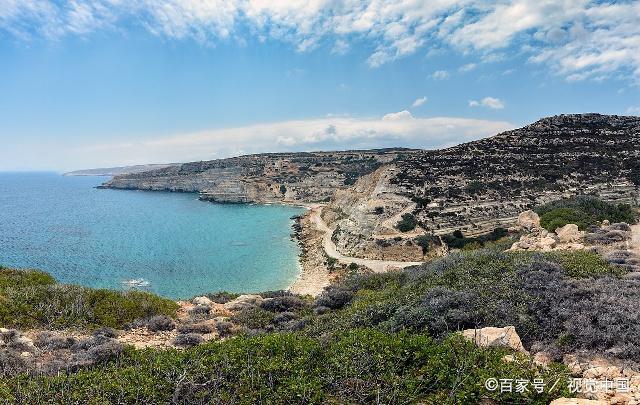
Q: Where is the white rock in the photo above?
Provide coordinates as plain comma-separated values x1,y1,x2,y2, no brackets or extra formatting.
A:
223,294,264,311
192,296,213,307
461,326,528,354
517,210,540,231
556,224,585,243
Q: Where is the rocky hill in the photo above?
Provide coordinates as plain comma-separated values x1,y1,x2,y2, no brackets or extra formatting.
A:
101,149,418,203
327,114,640,259
102,114,640,260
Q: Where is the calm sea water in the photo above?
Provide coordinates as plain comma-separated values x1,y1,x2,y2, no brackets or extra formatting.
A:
0,172,305,299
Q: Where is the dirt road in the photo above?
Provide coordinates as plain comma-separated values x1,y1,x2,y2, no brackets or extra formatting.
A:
308,206,423,273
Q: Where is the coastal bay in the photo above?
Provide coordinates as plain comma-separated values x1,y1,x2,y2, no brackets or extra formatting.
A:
0,172,305,299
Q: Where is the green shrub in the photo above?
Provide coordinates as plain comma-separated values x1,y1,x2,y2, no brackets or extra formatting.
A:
539,208,591,231
536,196,639,231
414,234,440,254
0,268,178,330
551,250,624,278
306,249,634,363
465,180,486,195
442,227,509,250
396,213,418,232
0,329,571,404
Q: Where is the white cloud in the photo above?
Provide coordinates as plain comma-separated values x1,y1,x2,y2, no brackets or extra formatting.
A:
3,115,514,171
469,97,505,109
411,96,428,108
459,63,476,72
382,110,413,121
627,106,640,115
1,1,638,81
431,70,450,80
332,39,349,55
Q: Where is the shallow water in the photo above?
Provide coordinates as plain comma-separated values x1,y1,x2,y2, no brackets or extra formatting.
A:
0,172,304,299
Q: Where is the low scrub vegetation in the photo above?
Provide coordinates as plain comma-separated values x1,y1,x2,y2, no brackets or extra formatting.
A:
306,249,637,364
441,228,510,250
396,213,418,232
536,196,639,231
0,268,178,330
4,247,627,402
0,329,570,404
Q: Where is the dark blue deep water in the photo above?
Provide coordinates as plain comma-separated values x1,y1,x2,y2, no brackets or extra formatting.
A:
0,173,305,299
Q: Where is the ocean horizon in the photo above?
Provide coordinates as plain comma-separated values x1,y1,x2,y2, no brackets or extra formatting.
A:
0,172,305,299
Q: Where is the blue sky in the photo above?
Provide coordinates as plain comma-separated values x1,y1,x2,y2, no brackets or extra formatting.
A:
0,1,639,171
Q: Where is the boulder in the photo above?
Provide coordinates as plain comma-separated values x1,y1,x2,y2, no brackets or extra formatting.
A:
517,210,540,231
534,236,557,251
192,296,213,307
556,224,585,243
223,294,264,311
461,326,528,354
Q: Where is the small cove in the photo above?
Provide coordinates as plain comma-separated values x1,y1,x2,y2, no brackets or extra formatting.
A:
0,172,305,299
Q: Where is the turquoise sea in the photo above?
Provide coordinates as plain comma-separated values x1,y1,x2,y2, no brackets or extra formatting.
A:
0,172,305,299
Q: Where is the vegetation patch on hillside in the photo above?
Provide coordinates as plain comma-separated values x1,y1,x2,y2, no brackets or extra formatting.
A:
0,329,570,404
0,267,178,330
535,196,639,231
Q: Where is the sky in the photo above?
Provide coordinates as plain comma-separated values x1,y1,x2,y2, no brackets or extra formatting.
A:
0,0,639,171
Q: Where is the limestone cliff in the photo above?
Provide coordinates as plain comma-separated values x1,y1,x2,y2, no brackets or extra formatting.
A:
101,149,414,204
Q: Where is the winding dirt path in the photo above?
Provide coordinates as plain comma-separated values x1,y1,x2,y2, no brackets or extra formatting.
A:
308,206,423,273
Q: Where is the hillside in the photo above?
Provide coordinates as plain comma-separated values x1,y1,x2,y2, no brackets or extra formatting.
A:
101,114,640,261
101,149,418,203
325,114,640,260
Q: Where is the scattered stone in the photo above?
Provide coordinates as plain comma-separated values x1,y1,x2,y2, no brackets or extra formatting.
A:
556,224,585,243
223,294,264,311
192,296,213,306
518,210,540,230
461,326,528,354
533,351,553,368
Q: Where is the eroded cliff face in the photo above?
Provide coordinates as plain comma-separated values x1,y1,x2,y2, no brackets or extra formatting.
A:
102,150,413,204
389,113,640,238
102,114,640,261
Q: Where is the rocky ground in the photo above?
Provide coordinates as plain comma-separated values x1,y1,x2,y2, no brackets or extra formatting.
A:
471,211,640,405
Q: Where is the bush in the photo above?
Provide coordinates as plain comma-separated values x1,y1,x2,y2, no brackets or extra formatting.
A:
178,323,214,334
0,329,571,404
315,287,354,310
442,228,509,250
536,196,639,231
215,321,233,337
414,234,440,254
174,333,204,347
0,268,179,330
204,291,239,304
308,249,638,364
396,213,418,232
259,296,306,312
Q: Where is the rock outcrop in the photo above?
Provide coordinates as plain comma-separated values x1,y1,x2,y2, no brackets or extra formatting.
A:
518,210,541,230
461,326,528,354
